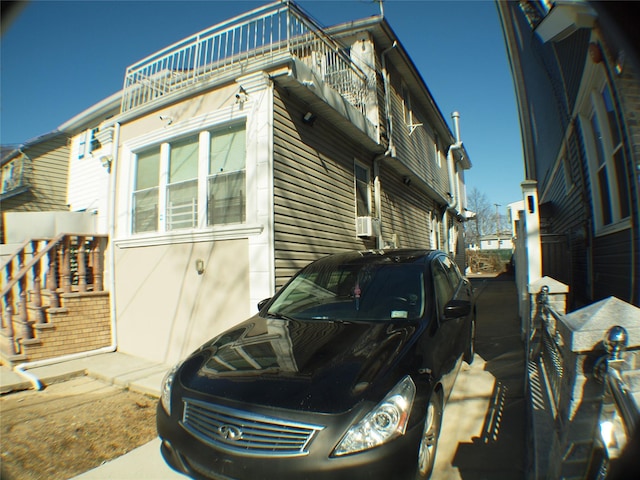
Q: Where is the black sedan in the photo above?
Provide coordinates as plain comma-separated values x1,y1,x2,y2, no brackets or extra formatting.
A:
157,249,475,480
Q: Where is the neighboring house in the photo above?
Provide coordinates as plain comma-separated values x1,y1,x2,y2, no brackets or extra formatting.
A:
84,0,472,364
497,0,640,307
63,91,122,234
0,92,120,248
479,233,514,251
1,131,70,243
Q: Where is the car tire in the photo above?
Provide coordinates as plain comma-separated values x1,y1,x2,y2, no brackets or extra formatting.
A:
463,317,475,365
415,392,443,479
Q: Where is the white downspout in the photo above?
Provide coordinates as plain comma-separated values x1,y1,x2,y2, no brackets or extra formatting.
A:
14,122,121,391
374,41,397,248
447,111,463,212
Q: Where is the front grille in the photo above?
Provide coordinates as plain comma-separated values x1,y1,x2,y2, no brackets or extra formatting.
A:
182,398,324,457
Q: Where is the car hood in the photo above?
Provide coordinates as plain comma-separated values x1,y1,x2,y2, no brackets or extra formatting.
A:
178,315,421,413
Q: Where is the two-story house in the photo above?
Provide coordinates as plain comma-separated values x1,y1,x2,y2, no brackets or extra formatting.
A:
92,1,471,364
1,1,472,367
497,0,640,308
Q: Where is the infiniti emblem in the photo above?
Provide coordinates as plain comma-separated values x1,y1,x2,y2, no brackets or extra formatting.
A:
218,425,243,441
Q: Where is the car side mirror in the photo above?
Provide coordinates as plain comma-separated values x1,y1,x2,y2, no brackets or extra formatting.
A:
443,299,471,320
257,298,271,311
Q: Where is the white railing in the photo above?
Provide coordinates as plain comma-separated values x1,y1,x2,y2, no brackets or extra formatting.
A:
121,0,368,115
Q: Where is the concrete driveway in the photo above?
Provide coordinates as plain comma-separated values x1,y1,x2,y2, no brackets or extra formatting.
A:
434,273,526,479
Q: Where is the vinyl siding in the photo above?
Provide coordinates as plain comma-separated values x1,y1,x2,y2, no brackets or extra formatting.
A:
379,161,434,249
386,70,449,200
273,87,374,288
1,135,70,214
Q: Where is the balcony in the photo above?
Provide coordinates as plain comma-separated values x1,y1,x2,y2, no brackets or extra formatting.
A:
121,0,368,118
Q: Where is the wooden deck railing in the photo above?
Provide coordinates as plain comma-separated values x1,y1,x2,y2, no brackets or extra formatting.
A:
0,234,108,358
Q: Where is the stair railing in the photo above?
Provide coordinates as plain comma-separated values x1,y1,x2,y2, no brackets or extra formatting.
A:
1,234,108,357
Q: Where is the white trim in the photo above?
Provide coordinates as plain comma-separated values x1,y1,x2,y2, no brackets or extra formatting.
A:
115,224,264,249
354,159,372,219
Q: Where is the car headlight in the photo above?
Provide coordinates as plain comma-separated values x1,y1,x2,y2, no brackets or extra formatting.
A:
160,363,181,415
333,376,416,456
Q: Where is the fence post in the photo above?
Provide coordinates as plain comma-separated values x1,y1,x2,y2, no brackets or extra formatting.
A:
550,297,639,478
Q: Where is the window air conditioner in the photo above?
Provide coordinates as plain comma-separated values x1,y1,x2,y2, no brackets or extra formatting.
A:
356,216,374,237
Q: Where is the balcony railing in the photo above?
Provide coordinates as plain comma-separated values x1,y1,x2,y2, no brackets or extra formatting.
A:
121,0,368,115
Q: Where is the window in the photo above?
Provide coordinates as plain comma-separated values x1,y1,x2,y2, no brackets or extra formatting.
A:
434,133,442,168
354,162,371,217
439,256,462,291
432,260,453,318
581,83,630,229
167,135,199,230
132,147,160,234
208,124,246,225
131,123,246,235
76,129,100,159
402,83,412,126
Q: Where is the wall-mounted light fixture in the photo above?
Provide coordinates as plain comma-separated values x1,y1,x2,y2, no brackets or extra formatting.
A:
100,155,113,173
403,176,411,186
159,115,173,126
302,111,317,126
195,259,205,275
236,86,248,105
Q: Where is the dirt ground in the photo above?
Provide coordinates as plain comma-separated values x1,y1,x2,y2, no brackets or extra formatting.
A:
0,376,158,480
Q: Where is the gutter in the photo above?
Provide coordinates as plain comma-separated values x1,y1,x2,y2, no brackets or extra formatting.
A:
374,41,397,248
13,122,122,391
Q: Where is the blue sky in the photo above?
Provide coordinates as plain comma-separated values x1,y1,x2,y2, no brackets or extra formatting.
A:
1,0,524,211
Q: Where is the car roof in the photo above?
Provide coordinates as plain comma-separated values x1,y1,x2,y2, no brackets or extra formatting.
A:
309,249,443,268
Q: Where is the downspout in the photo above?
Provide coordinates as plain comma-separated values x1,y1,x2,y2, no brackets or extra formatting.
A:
447,111,463,212
13,122,121,391
374,41,397,249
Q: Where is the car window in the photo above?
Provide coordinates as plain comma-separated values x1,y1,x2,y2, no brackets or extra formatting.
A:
439,256,462,291
267,262,425,321
432,260,454,318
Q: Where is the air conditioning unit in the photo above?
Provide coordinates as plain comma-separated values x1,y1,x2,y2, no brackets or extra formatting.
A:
356,216,375,237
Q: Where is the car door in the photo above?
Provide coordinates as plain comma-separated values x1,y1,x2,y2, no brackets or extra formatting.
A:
430,256,461,396
438,255,473,358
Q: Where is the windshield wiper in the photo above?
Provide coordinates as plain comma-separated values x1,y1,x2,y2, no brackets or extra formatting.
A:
264,311,297,322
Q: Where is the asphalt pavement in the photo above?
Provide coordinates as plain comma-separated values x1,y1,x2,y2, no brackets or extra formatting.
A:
0,271,525,480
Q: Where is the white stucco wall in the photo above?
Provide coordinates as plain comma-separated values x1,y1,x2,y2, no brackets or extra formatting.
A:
111,74,275,364
114,239,251,364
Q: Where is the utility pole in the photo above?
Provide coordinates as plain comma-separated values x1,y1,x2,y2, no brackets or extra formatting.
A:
494,203,501,249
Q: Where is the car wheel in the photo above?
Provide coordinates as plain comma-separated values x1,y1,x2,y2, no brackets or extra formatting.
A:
463,317,475,365
415,393,443,479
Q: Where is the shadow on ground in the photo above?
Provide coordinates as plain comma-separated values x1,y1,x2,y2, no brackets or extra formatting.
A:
452,273,527,479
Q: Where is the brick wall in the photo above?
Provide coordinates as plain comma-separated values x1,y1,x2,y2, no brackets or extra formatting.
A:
23,292,112,362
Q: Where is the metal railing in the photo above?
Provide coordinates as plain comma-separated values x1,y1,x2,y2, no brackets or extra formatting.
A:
121,0,368,115
1,234,108,358
536,286,640,474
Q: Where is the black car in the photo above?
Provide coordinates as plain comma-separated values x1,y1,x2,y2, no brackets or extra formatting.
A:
157,249,475,480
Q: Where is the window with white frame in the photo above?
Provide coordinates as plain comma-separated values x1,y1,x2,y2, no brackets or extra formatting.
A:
76,128,100,159
402,83,412,126
131,122,246,235
354,162,371,217
208,124,246,225
581,82,630,230
132,147,161,234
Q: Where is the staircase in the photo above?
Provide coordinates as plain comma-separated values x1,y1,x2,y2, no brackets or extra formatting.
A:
0,234,111,366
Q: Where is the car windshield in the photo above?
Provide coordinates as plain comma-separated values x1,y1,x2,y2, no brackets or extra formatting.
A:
267,261,425,321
